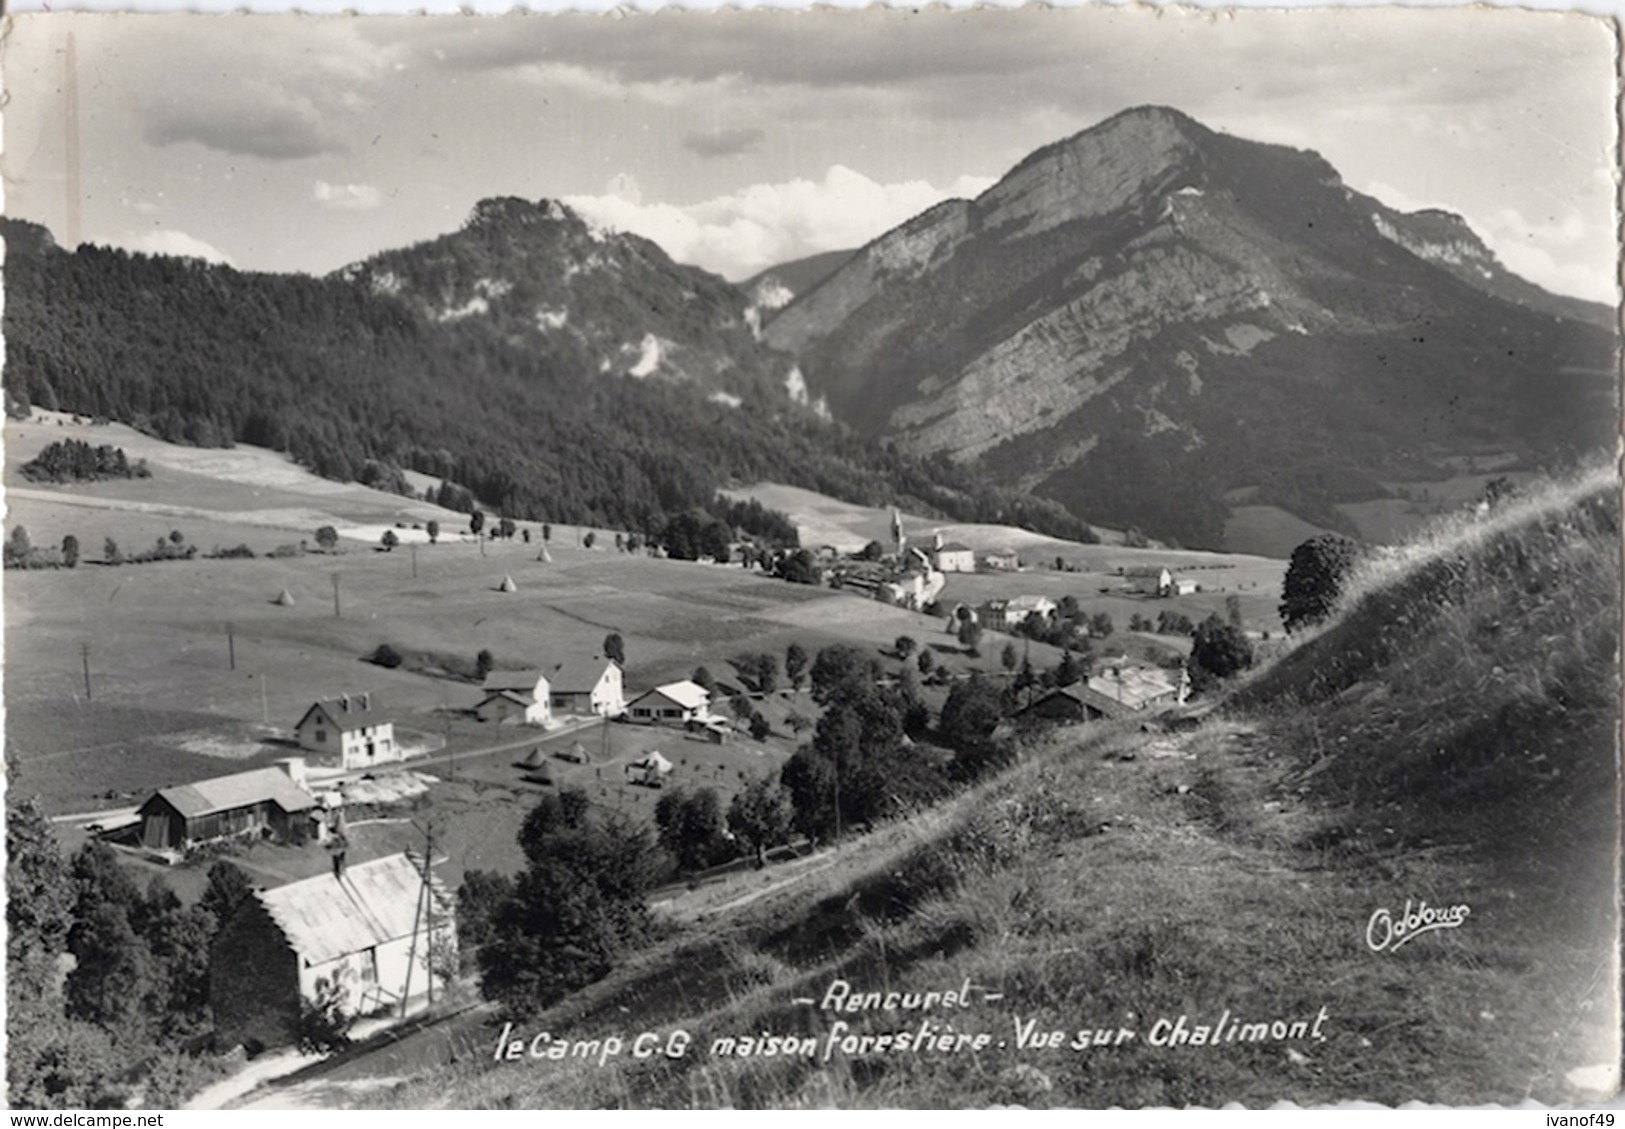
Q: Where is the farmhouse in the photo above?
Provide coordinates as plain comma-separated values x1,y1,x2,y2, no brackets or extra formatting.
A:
474,670,552,726
210,853,455,1052
1088,666,1190,711
1171,577,1201,596
978,595,1057,632
1123,566,1174,597
545,653,626,717
934,541,976,574
628,680,711,725
1017,683,1131,723
136,761,318,853
983,549,1020,571
294,693,399,769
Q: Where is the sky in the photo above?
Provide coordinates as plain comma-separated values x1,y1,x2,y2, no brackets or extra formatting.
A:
1,7,1618,301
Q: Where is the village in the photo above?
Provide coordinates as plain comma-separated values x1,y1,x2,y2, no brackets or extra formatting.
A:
5,407,1290,1100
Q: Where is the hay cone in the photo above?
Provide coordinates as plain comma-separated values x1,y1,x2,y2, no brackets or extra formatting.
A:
273,589,295,606
537,548,553,563
499,575,517,592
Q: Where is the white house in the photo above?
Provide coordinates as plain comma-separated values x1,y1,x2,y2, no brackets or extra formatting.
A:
978,594,1057,632
983,549,1021,571
474,670,551,726
1123,566,1174,597
1171,577,1201,596
627,680,711,725
934,541,977,573
294,695,399,770
209,853,455,1051
545,653,626,717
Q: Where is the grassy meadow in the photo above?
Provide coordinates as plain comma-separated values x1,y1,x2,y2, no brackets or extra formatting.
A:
305,463,1619,1109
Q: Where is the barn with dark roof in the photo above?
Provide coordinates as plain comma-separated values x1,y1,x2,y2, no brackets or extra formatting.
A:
136,764,317,852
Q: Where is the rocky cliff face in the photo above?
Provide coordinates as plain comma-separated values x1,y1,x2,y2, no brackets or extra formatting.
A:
766,106,1616,548
337,197,794,404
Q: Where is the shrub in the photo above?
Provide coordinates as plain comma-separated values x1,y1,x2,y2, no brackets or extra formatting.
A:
369,644,404,669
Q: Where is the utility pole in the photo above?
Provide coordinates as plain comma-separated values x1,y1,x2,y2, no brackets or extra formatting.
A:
411,543,418,579
331,573,342,619
227,622,236,671
401,819,437,1018
79,642,92,701
261,673,269,725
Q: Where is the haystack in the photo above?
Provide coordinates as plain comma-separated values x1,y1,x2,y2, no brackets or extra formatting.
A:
514,746,547,769
498,575,517,592
537,548,553,563
272,589,295,606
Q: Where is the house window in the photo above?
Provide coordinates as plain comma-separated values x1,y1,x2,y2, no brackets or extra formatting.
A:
316,729,327,743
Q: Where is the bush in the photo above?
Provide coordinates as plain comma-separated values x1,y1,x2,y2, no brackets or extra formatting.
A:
369,644,404,669
296,978,353,1055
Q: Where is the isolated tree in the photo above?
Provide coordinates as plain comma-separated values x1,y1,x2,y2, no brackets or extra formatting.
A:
314,526,339,552
692,666,716,695
858,540,885,561
1090,612,1115,638
60,534,79,569
1057,595,1081,622
380,530,399,552
168,530,185,546
784,642,809,689
603,633,626,666
1225,594,1244,631
749,713,772,741
426,520,440,544
730,696,757,723
1001,641,1019,672
475,648,495,680
479,789,660,1012
957,618,984,657
6,525,33,566
626,533,642,553
894,635,918,661
498,517,516,540
369,643,404,669
1190,614,1255,685
522,529,531,544
917,649,935,676
614,533,625,552
728,776,792,868
1279,533,1360,632
1123,527,1149,548
583,531,597,549
470,512,485,537
542,524,552,542
1055,648,1082,687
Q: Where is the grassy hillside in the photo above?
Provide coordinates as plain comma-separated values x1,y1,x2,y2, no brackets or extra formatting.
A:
318,465,1618,1109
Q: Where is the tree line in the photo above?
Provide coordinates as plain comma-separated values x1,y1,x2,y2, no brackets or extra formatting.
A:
2,219,1094,546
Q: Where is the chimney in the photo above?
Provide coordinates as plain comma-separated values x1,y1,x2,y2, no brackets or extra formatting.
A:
331,847,347,880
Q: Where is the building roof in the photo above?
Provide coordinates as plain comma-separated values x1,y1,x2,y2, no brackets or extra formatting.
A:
1089,667,1182,710
1022,683,1131,720
634,680,710,711
296,696,389,733
256,853,453,966
478,689,535,708
147,766,317,820
482,669,547,692
1122,565,1172,578
938,542,974,554
547,653,617,694
1006,595,1056,613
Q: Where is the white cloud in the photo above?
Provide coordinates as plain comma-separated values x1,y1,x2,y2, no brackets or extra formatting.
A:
565,165,997,280
314,180,385,211
129,229,234,266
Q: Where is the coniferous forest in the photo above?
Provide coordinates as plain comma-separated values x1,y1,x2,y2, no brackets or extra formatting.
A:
1,213,1092,542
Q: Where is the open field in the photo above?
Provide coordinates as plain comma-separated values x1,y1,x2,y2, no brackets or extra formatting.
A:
6,421,1071,827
